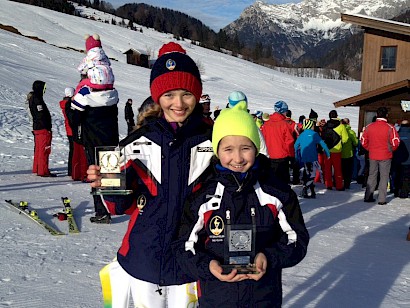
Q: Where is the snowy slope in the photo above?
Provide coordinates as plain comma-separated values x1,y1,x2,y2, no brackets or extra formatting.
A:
0,1,409,307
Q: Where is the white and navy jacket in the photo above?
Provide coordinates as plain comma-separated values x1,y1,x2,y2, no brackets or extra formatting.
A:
172,155,309,307
70,87,119,147
103,107,213,286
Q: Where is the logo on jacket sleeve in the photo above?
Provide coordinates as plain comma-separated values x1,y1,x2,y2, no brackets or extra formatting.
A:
137,194,147,214
197,146,213,152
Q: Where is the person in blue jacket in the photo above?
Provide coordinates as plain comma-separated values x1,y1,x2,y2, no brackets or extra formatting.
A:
173,101,309,307
87,42,213,307
294,119,330,198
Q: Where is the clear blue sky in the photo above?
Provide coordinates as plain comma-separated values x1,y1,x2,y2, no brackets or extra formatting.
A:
108,0,301,31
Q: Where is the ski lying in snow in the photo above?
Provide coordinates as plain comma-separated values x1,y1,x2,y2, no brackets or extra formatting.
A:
61,197,80,234
4,200,65,236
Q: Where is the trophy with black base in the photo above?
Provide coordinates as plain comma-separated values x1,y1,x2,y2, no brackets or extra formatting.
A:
93,146,132,195
221,209,259,274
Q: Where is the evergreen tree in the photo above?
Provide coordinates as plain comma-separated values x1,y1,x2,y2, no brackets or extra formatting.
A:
93,0,100,10
232,34,241,54
253,41,263,61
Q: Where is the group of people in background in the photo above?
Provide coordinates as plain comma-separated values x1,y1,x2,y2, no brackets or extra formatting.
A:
28,34,120,223
26,35,409,307
192,95,409,205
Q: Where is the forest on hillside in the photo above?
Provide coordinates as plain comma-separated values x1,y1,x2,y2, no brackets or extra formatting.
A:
10,0,410,80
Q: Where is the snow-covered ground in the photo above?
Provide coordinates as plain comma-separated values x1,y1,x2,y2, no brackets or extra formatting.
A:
0,1,408,307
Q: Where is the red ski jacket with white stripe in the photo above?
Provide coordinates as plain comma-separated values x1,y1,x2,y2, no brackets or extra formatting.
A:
361,118,400,160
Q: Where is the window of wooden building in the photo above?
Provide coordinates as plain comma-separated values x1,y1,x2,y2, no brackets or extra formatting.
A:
380,46,397,71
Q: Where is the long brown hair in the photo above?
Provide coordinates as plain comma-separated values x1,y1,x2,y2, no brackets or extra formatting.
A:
133,96,162,131
136,104,162,129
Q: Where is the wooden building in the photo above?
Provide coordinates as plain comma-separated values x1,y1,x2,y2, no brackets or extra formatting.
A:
334,13,410,133
123,48,149,68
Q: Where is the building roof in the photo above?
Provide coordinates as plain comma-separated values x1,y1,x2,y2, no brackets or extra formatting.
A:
341,13,410,37
334,80,410,107
123,48,147,55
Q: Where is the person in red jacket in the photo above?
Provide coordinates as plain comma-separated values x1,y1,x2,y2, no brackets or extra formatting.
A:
60,87,88,180
284,109,300,184
59,88,75,176
361,107,400,204
261,100,294,183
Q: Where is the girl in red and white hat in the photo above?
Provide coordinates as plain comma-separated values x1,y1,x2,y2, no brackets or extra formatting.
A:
87,42,213,308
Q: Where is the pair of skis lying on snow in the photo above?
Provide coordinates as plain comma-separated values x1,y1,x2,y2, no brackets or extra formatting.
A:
4,197,80,236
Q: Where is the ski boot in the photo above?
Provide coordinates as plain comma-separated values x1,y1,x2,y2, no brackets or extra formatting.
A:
364,193,375,203
90,213,111,224
300,187,310,198
310,184,316,199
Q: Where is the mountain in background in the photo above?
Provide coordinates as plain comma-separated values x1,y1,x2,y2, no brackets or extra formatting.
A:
224,0,410,62
223,0,410,78
10,0,410,80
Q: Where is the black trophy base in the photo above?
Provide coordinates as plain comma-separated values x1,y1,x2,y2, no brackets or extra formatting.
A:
91,189,133,195
221,264,259,275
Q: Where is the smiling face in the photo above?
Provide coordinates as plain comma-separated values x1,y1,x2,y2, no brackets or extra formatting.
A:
217,135,256,173
158,89,197,125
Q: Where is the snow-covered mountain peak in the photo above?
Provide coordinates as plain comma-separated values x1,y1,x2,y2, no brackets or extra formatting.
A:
225,0,410,63
245,0,410,32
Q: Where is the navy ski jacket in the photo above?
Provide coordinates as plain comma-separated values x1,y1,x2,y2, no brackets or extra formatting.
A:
172,155,309,307
103,106,213,286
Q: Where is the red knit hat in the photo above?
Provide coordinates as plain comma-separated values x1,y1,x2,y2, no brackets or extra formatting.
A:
85,34,102,52
150,42,202,104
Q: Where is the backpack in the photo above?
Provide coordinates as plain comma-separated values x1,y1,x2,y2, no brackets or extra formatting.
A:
322,125,341,149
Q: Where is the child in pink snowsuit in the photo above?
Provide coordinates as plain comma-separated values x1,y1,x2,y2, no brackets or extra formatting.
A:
75,34,115,93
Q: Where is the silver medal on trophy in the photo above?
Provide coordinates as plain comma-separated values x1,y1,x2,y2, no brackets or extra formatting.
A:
221,208,259,274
